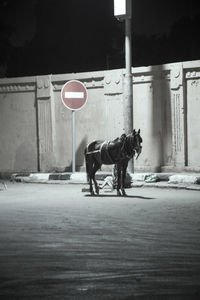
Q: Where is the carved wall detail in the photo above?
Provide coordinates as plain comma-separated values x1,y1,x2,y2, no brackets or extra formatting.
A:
0,83,35,93
52,77,104,91
37,75,51,99
38,101,52,153
171,64,183,90
104,72,123,95
185,71,200,79
191,80,199,87
173,93,181,152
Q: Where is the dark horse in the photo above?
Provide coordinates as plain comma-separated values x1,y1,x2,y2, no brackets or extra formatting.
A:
84,129,142,196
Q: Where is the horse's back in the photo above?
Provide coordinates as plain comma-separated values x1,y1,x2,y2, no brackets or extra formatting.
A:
86,140,104,152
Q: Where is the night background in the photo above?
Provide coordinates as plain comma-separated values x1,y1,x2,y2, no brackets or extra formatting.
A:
0,0,200,78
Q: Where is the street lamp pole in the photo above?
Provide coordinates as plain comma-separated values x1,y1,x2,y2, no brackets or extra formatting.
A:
114,0,133,172
125,14,133,172
124,13,133,136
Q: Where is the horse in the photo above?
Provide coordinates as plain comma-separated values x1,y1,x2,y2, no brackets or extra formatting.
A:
84,129,142,196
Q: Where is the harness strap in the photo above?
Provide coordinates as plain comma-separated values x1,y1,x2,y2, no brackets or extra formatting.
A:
105,142,115,164
100,141,114,164
100,141,107,155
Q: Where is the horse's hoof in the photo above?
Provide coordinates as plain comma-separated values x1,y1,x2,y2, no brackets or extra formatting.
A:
122,191,127,197
117,191,121,196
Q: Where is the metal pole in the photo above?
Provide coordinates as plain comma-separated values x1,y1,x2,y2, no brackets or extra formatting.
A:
72,110,76,173
124,9,133,172
124,16,133,134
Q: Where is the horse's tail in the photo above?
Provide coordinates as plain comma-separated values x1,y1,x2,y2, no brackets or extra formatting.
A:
84,147,90,182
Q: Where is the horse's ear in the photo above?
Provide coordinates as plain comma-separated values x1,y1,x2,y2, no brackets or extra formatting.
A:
133,129,136,135
138,129,140,134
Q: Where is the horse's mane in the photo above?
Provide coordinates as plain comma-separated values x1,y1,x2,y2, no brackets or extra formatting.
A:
112,133,126,143
112,137,119,143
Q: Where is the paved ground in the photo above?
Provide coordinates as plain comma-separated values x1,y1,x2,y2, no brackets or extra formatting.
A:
0,183,200,299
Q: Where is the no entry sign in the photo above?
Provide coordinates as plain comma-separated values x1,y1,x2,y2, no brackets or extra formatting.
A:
60,80,87,173
61,80,87,111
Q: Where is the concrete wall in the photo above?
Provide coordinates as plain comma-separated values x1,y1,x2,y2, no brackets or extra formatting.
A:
0,77,38,174
0,60,200,175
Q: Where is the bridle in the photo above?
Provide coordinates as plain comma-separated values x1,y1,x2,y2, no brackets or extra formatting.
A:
124,130,142,160
134,132,142,159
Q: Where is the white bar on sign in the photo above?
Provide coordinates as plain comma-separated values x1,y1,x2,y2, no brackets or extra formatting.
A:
65,92,84,99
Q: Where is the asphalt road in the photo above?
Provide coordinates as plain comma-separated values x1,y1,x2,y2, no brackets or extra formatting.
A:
0,182,200,300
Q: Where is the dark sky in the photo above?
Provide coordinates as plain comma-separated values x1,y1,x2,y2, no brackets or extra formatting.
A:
1,0,200,77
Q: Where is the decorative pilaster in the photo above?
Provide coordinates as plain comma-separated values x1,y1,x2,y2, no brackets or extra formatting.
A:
170,63,185,168
36,75,55,172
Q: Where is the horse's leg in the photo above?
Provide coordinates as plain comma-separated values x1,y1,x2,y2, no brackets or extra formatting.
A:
88,160,95,196
89,176,95,195
91,161,101,195
116,164,122,196
121,161,128,196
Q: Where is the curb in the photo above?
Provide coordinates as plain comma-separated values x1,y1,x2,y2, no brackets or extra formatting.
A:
10,172,200,191
11,172,110,183
131,181,200,191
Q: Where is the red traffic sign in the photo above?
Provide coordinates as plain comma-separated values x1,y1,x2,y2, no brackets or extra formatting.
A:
61,80,87,110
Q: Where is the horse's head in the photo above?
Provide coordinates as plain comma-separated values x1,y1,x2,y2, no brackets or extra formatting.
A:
133,129,143,159
126,129,142,159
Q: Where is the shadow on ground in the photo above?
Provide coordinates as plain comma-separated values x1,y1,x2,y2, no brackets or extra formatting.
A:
84,194,155,200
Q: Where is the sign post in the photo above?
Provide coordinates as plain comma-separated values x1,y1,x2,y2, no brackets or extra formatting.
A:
61,80,87,173
72,110,76,173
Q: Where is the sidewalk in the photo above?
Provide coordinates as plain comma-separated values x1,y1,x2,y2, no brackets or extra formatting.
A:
10,172,200,191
